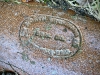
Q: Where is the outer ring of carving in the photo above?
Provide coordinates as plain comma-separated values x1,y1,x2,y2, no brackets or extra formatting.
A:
19,14,82,58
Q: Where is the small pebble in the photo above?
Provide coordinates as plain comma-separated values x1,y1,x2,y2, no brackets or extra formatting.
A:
47,58,51,61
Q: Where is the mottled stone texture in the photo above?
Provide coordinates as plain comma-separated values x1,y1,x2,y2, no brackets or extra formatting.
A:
0,2,100,75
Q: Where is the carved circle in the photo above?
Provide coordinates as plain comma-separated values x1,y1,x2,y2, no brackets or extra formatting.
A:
19,14,82,58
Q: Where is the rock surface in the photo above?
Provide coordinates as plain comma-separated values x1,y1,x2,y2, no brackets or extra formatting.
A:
0,2,100,75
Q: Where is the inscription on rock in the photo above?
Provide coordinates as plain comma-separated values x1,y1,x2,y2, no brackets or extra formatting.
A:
19,14,82,58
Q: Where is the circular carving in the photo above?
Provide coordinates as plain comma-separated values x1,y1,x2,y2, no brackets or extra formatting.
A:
19,14,82,58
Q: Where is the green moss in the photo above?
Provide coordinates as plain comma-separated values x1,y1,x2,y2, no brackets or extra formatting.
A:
4,0,10,2
30,61,35,65
1,0,21,4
